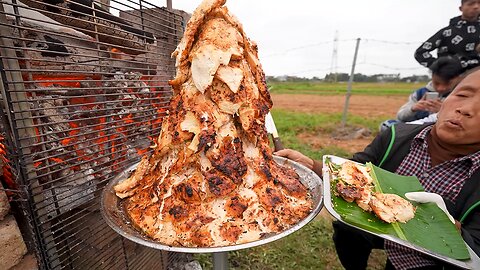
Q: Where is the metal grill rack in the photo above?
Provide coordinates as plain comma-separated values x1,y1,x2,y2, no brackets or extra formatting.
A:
0,0,188,268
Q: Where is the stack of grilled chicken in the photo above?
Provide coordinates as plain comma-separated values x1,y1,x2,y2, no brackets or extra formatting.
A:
114,0,312,247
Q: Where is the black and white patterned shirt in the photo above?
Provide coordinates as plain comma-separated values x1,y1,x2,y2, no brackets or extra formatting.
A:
415,16,480,71
385,126,480,269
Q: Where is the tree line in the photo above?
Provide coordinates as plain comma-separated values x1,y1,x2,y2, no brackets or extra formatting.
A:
267,73,430,83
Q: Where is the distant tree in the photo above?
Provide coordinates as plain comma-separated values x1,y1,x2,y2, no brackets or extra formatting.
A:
324,73,350,82
268,73,429,83
400,75,430,83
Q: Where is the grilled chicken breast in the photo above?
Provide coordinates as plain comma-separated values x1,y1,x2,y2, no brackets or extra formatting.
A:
336,161,374,211
113,0,312,247
333,161,415,223
370,193,415,223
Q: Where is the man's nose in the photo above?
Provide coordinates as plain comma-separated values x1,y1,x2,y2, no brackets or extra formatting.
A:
456,106,473,117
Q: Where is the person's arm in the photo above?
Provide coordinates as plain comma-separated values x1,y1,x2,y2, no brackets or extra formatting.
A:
274,149,322,176
351,126,394,165
397,92,420,122
276,126,394,175
414,29,444,68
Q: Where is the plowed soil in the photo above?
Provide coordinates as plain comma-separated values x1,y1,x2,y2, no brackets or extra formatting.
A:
271,94,406,117
271,94,406,153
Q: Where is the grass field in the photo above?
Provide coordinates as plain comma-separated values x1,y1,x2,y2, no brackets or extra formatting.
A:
268,81,425,96
270,109,384,160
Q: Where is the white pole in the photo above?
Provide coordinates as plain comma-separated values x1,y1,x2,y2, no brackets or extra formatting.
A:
341,38,361,127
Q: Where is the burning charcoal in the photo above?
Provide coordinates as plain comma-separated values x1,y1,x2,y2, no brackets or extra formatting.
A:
39,35,71,57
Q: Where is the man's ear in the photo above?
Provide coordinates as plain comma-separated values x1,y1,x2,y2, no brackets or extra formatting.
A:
459,6,463,13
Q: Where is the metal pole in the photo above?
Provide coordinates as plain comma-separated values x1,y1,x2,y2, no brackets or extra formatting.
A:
341,38,361,127
212,252,229,270
0,4,59,268
330,30,339,83
166,0,172,10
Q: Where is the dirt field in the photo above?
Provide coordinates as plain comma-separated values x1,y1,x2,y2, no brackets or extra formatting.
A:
272,94,406,117
272,94,407,153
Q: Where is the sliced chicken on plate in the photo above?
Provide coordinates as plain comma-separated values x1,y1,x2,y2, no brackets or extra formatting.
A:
113,0,313,247
370,193,416,223
336,161,374,211
331,161,415,223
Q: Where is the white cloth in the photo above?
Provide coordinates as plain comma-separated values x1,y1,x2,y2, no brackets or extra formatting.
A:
407,113,438,125
405,191,455,224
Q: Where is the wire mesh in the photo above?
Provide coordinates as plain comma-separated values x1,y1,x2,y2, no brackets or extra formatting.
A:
0,0,189,269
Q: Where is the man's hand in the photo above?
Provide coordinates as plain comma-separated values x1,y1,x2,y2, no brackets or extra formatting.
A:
412,100,442,113
424,99,442,113
274,149,314,170
455,220,462,231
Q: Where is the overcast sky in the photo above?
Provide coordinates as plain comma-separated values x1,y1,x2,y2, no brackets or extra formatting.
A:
171,0,462,79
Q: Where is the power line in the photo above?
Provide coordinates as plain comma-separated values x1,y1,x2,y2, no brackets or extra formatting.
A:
264,37,429,77
262,39,356,57
263,37,421,58
288,65,354,76
362,38,422,45
359,62,426,71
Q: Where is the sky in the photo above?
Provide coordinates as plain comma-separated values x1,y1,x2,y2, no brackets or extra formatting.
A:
171,0,462,79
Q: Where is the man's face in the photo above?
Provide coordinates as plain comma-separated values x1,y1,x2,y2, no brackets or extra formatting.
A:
460,0,480,21
436,69,480,145
431,74,457,95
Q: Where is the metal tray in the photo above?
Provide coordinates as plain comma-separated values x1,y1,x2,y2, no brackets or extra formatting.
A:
322,155,480,269
101,155,323,253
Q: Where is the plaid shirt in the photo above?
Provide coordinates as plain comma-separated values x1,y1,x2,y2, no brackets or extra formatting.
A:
385,125,480,270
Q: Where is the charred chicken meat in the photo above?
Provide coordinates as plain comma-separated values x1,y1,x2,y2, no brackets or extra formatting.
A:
113,0,313,247
331,161,415,223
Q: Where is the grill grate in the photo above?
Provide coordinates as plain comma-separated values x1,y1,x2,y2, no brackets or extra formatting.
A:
0,0,190,269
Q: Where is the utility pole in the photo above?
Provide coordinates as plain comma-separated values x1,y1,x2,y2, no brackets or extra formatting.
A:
329,31,339,82
341,38,361,127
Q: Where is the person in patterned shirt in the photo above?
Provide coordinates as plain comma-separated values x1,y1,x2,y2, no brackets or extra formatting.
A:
275,68,480,269
415,0,480,72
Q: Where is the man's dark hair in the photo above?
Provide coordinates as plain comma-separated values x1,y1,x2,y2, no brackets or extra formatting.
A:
430,56,464,81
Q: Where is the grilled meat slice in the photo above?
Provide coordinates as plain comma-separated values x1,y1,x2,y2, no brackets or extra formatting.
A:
336,161,374,211
336,181,362,203
333,161,415,223
369,193,416,223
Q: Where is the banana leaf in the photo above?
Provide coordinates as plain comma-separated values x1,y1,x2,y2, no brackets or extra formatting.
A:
328,159,470,260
